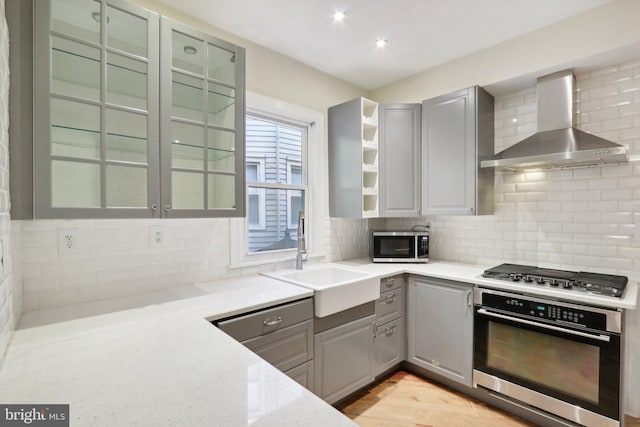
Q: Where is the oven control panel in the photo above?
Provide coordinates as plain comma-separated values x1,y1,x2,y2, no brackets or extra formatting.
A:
482,293,607,330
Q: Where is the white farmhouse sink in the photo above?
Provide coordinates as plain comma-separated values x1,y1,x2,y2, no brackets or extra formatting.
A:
264,266,379,317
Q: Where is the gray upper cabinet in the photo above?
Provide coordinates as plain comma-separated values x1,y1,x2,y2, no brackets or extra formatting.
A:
421,86,494,216
328,97,380,218
378,103,422,217
10,0,245,219
407,276,473,387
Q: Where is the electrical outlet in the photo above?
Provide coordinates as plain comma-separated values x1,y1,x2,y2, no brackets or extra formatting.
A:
149,225,163,247
58,229,79,256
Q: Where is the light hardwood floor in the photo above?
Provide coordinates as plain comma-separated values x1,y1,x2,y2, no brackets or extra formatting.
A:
339,370,640,427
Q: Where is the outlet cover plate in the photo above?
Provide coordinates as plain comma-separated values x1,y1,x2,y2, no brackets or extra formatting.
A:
58,229,79,257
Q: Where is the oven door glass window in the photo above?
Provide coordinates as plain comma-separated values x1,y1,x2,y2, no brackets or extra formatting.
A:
488,321,599,403
375,237,415,259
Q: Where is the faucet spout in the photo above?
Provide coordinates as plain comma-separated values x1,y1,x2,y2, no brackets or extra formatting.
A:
295,210,306,270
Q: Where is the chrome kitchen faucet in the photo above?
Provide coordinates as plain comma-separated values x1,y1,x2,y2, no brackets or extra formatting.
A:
295,210,307,270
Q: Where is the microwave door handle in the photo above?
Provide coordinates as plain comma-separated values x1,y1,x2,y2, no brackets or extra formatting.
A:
476,308,611,343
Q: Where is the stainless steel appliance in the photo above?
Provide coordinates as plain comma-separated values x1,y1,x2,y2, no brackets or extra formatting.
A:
474,264,627,427
481,69,628,170
371,230,429,263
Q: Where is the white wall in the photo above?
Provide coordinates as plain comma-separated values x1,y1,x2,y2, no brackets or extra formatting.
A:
385,61,640,416
0,0,23,358
371,0,640,104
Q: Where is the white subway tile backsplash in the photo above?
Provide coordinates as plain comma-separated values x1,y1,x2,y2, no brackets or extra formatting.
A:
0,5,22,357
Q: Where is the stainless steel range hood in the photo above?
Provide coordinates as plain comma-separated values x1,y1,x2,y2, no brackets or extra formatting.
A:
481,69,628,170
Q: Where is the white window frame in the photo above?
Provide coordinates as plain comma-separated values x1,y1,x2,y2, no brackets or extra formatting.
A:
246,158,266,230
229,92,326,268
286,160,303,229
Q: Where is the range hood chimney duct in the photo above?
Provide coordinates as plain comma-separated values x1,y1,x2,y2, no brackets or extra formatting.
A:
481,69,628,170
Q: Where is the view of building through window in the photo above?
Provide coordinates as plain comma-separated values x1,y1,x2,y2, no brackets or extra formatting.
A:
245,115,307,253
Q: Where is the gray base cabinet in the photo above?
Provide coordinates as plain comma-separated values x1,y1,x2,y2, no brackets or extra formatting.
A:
407,276,473,387
284,360,314,391
373,275,406,376
374,318,404,374
215,298,314,391
313,314,375,404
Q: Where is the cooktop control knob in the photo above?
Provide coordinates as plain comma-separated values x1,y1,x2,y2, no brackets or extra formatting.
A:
563,281,574,289
523,275,533,283
549,279,559,286
536,277,545,284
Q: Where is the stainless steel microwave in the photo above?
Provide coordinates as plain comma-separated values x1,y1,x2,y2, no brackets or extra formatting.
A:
371,231,429,263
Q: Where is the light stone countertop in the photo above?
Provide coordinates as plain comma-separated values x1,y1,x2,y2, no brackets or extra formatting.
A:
1,260,636,426
333,259,639,310
0,275,356,427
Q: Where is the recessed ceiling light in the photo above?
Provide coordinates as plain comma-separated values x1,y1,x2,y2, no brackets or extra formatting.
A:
184,46,197,55
333,11,346,22
375,38,387,48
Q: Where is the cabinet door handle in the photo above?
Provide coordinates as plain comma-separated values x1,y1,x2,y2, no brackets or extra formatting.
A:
383,293,396,304
385,278,395,288
263,316,282,327
466,290,472,307
151,203,158,211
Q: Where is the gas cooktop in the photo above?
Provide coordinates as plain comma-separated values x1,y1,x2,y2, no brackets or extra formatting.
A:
481,263,628,298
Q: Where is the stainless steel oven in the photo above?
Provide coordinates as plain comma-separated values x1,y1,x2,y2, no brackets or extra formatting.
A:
473,287,622,427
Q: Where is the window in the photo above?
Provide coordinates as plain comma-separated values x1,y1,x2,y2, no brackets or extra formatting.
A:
287,163,302,229
245,115,307,253
229,92,324,268
245,160,265,229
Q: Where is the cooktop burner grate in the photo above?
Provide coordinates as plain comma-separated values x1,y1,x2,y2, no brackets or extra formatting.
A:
481,263,628,298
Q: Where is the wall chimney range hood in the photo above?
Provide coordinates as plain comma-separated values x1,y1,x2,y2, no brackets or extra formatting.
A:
481,69,628,170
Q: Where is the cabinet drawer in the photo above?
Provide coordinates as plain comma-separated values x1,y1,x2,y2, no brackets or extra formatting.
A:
376,287,404,325
379,274,405,292
217,298,312,342
242,320,313,372
374,318,404,375
284,360,314,391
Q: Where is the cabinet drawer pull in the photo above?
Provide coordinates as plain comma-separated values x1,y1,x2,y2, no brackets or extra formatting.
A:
384,324,396,336
383,293,396,304
263,316,282,327
384,278,395,288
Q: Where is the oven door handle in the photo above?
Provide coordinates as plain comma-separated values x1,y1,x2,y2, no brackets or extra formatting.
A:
476,308,611,342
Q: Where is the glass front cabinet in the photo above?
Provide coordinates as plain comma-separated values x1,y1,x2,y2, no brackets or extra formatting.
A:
22,0,245,218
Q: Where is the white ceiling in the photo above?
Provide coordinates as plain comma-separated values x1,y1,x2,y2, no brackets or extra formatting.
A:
156,0,611,90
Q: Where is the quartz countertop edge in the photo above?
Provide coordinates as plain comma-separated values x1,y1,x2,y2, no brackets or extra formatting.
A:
2,260,636,427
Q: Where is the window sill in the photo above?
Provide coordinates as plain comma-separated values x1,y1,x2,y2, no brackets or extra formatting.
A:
228,252,326,270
